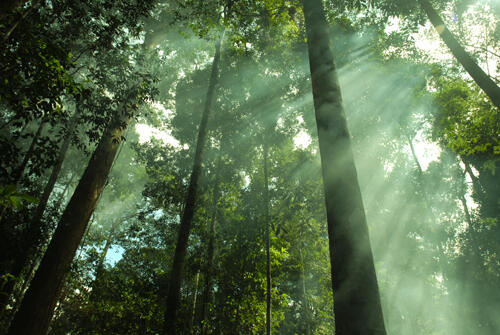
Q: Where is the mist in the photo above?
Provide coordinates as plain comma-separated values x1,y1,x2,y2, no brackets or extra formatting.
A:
0,1,498,334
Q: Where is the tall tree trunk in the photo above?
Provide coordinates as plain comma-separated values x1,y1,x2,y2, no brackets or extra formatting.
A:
406,131,438,225
263,141,271,335
92,220,118,293
299,246,310,335
0,120,47,307
418,0,500,110
200,156,222,335
0,128,72,324
301,0,386,334
187,270,200,334
0,120,45,221
13,120,45,184
162,28,224,335
31,111,77,230
462,159,483,197
5,115,77,315
6,111,131,335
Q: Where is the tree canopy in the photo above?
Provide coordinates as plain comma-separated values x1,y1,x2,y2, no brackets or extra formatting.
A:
0,0,498,334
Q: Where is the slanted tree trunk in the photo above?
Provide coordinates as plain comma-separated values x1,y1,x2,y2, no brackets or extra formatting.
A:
163,28,224,335
418,0,500,110
6,110,131,335
13,120,46,185
301,0,386,333
263,141,271,335
31,111,77,230
1,0,39,43
0,128,71,325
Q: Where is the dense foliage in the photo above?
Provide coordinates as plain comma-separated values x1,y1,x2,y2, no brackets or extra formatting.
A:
0,0,498,334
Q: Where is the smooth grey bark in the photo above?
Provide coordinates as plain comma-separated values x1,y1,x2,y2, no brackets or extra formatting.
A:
418,0,500,110
7,111,131,335
162,28,224,335
301,0,386,333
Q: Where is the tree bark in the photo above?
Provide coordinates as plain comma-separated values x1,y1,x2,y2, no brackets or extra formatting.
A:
187,270,200,334
13,120,45,184
31,111,77,231
0,126,72,323
200,156,222,335
6,111,130,335
263,141,271,335
92,220,118,292
162,28,224,335
418,0,500,110
301,0,386,333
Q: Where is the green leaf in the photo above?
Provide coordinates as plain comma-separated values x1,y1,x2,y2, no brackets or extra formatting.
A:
9,196,21,209
18,194,38,203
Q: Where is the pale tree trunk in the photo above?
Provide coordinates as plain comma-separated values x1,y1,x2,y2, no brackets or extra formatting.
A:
93,220,118,290
7,110,131,335
406,131,438,225
418,0,500,110
263,141,271,335
301,0,386,333
200,156,222,335
187,270,200,334
162,28,224,335
299,247,310,335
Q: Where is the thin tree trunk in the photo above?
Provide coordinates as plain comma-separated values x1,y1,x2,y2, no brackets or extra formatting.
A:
233,257,247,334
263,141,271,335
187,270,200,334
6,111,131,335
1,0,39,43
200,156,222,335
31,111,76,229
0,120,48,308
163,28,224,335
418,0,500,110
299,247,310,335
462,159,483,197
406,131,438,225
13,120,45,184
0,120,45,221
93,221,118,289
6,118,76,310
301,0,386,334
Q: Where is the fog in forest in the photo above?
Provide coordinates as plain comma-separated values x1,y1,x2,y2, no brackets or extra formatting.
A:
0,1,498,335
